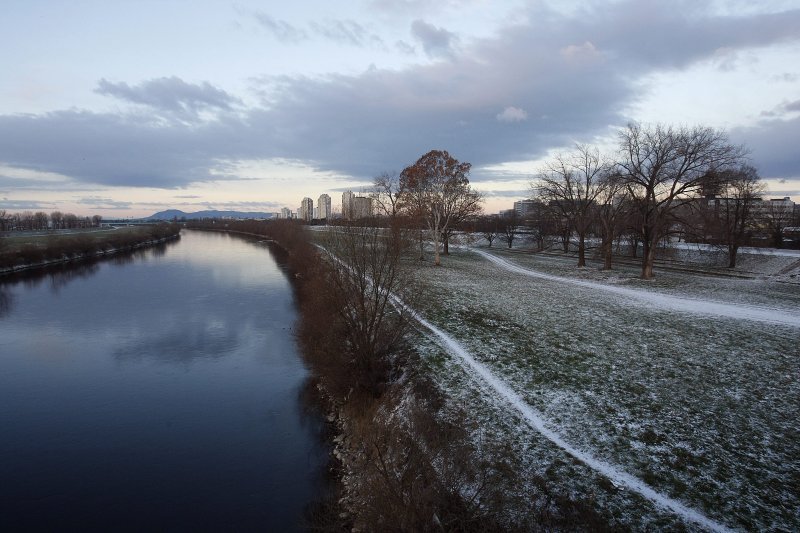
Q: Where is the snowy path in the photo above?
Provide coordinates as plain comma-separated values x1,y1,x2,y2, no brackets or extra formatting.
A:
473,249,800,328
317,242,733,530
396,295,734,532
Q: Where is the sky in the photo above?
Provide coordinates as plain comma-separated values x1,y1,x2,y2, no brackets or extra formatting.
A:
1,0,799,218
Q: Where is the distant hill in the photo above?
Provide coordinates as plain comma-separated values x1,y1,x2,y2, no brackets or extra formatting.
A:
147,209,273,221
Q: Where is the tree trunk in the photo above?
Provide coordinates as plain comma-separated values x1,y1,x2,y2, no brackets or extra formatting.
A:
433,226,441,266
641,239,656,279
418,228,425,260
602,236,612,270
773,231,784,249
577,233,586,267
443,234,449,255
728,244,739,268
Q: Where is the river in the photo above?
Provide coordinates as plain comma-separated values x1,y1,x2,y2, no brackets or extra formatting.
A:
0,230,327,531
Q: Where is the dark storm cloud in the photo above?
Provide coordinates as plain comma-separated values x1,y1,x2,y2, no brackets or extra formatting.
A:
1,0,799,190
95,77,241,118
410,19,458,58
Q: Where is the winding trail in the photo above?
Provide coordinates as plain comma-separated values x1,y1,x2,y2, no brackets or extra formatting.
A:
318,241,734,531
473,248,800,328
395,296,734,533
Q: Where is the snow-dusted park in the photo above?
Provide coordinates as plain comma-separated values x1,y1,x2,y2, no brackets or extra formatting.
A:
407,244,799,531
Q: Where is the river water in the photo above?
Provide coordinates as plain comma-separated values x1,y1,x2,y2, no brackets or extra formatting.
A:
0,230,326,531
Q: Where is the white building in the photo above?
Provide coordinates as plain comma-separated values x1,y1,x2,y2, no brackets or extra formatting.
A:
318,194,331,220
353,196,373,219
513,199,538,218
341,191,373,220
280,207,292,219
342,191,354,220
299,197,313,221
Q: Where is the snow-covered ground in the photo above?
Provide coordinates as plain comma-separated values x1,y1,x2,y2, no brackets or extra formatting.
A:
407,247,800,531
473,248,800,328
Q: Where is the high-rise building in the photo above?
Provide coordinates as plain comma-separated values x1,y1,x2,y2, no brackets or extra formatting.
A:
353,196,373,219
300,197,313,221
513,199,538,219
280,207,292,219
342,191,355,220
318,194,331,220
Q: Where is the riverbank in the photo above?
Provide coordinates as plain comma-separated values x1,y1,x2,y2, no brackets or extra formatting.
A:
189,220,607,531
0,224,181,276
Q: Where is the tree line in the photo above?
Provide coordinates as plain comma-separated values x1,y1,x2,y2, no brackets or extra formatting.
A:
370,124,796,279
0,210,103,231
0,223,179,271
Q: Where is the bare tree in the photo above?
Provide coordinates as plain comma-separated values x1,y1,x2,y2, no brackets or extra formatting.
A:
33,212,49,230
18,211,34,230
371,171,403,218
441,197,482,255
500,210,520,249
710,165,764,267
477,215,500,247
399,150,481,266
617,123,745,279
50,211,64,230
0,210,8,232
525,200,557,251
317,223,412,396
63,213,79,229
536,145,610,267
594,173,628,270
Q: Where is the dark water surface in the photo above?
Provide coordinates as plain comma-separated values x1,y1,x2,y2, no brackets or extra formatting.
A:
0,230,326,531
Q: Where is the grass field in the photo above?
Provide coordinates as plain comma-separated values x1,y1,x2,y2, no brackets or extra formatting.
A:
406,246,799,531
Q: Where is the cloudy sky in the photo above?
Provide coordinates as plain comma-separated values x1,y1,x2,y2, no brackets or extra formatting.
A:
1,0,799,217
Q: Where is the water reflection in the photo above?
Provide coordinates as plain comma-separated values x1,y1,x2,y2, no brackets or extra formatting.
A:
114,317,242,364
0,286,11,318
0,238,179,299
0,230,325,532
